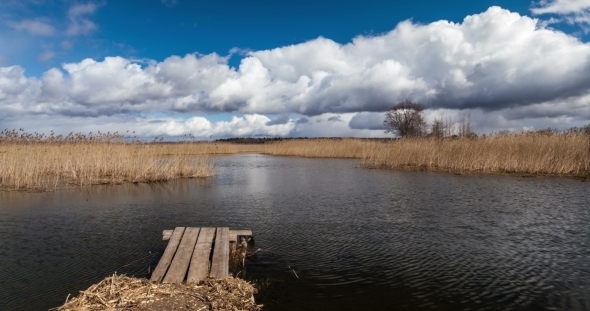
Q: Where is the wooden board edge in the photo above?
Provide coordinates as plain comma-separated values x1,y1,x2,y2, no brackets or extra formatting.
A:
150,227,186,283
162,230,173,241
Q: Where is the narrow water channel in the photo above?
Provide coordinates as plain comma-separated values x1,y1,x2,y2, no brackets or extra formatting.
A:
1,154,589,310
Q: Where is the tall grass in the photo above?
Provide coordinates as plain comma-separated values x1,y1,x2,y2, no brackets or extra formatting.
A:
2,129,588,191
361,133,590,176
217,133,590,177
0,130,213,191
248,138,371,158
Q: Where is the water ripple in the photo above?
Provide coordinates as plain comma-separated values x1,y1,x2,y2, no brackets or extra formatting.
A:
1,154,589,310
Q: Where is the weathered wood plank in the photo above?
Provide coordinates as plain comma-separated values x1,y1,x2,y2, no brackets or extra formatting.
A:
163,227,200,283
187,227,216,283
210,227,229,279
229,230,252,242
162,230,173,241
150,227,185,283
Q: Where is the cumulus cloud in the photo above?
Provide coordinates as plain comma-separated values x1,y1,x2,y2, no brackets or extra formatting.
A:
0,113,295,139
1,6,590,137
7,19,55,36
141,114,294,138
0,66,42,115
289,113,387,137
66,2,102,36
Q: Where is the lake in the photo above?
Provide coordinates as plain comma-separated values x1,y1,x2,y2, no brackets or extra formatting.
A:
1,154,589,310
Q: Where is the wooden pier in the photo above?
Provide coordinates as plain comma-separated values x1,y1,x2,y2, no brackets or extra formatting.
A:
150,227,252,283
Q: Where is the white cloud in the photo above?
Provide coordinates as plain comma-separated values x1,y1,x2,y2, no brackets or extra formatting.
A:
144,114,294,138
0,66,42,116
532,0,590,28
66,2,102,36
531,0,590,14
7,19,55,36
289,113,388,137
37,51,55,62
0,113,295,139
0,6,590,137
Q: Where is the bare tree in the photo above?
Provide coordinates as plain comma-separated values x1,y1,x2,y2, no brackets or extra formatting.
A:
431,113,455,138
457,112,473,137
431,118,445,138
384,100,427,138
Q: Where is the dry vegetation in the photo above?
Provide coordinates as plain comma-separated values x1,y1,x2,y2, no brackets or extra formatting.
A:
218,132,590,178
53,274,261,311
0,130,213,191
361,132,590,177
3,129,589,192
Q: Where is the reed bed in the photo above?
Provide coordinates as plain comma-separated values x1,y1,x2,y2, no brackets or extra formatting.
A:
0,131,213,191
245,138,372,158
2,130,589,192
216,133,590,178
361,133,590,177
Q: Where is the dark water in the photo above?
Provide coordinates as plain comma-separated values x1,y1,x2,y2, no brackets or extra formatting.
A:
1,154,589,311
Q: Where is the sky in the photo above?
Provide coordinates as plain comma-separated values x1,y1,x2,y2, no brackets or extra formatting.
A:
1,0,590,139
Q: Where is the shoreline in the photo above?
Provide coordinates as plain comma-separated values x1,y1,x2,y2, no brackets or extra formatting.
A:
2,131,589,191
53,274,261,311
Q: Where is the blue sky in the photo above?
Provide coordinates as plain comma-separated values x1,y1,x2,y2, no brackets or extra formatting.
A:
1,0,590,138
0,0,556,74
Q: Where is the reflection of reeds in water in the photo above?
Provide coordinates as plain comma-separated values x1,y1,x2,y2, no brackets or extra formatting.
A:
0,130,213,191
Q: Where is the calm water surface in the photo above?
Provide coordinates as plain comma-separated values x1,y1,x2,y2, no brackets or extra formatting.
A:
1,154,589,310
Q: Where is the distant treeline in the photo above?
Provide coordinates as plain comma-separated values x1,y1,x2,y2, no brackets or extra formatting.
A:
214,137,398,144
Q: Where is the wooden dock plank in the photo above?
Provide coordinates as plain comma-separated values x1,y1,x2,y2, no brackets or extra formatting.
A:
162,230,173,240
210,227,229,279
229,230,252,242
187,227,216,283
163,227,200,283
164,229,251,242
150,227,185,283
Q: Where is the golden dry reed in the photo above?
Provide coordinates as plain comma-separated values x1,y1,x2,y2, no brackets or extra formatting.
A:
216,133,590,177
0,130,213,191
361,133,590,176
2,129,589,191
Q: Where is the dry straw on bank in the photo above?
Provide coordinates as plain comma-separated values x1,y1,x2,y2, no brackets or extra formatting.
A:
53,274,261,311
